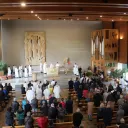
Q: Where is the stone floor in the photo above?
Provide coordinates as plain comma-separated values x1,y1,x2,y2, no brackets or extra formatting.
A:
0,73,96,128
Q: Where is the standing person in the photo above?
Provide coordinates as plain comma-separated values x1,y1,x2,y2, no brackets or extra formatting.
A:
12,98,19,113
103,105,113,127
19,66,23,78
43,86,50,99
40,101,48,116
74,77,80,91
22,97,27,110
25,112,34,128
66,96,73,114
24,66,28,78
40,62,43,73
21,85,26,94
31,97,38,113
43,62,47,74
26,88,35,103
93,92,103,107
73,108,83,128
68,78,74,90
28,65,32,77
16,106,25,125
7,66,11,76
73,63,79,76
97,103,105,121
36,85,42,100
55,62,60,70
94,65,97,74
53,83,61,98
77,85,83,102
5,107,14,126
15,67,19,78
103,89,109,103
117,105,124,124
78,66,82,78
24,101,32,116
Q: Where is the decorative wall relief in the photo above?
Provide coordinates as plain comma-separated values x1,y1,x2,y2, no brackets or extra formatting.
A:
24,32,46,65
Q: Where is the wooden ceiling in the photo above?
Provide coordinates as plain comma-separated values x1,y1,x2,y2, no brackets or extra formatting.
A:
0,0,128,21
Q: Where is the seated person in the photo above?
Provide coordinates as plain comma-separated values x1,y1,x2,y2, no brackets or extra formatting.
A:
12,98,19,113
31,97,38,113
25,112,34,128
119,118,128,128
21,84,26,94
68,78,74,90
0,87,5,102
24,100,32,116
22,97,27,110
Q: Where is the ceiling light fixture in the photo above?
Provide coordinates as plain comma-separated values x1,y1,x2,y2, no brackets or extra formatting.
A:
31,11,34,13
64,19,66,20
86,17,88,19
112,20,114,22
77,18,79,20
47,19,49,20
21,2,26,7
35,14,37,17
124,13,126,15
71,19,73,21
100,15,102,17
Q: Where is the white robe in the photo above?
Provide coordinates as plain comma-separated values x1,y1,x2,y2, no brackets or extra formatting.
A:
28,65,32,76
56,63,60,69
73,64,79,75
36,88,42,100
43,88,50,99
7,67,11,76
15,67,19,78
119,78,126,89
53,85,61,98
51,80,56,86
26,90,35,103
19,66,23,78
40,63,43,72
50,64,54,68
24,68,28,77
23,82,28,91
43,63,47,74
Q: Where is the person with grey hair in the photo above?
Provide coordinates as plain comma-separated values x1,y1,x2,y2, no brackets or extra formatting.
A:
73,108,83,128
119,118,128,128
25,112,34,128
12,97,19,113
117,95,125,106
117,105,124,124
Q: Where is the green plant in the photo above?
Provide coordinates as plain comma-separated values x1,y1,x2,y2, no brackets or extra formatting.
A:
110,68,128,78
0,61,7,74
86,71,93,77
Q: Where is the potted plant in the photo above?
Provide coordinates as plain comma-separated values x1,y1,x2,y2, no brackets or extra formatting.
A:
0,61,7,76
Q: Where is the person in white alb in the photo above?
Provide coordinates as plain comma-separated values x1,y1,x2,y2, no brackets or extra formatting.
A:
7,66,11,76
73,63,79,76
43,62,47,74
24,66,28,78
15,67,19,78
28,65,32,77
53,83,61,98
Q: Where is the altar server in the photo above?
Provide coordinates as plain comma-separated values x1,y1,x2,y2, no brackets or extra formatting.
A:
50,63,54,68
26,88,35,103
53,83,61,98
40,62,43,73
73,63,79,76
28,65,32,77
7,66,11,76
56,62,60,69
119,76,126,89
15,67,19,78
43,62,47,74
24,66,28,78
19,66,23,78
43,86,50,99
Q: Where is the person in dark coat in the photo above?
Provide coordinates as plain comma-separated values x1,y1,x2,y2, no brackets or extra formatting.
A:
74,77,80,91
122,102,128,116
117,105,124,124
93,92,103,107
97,103,105,121
7,83,12,92
68,78,74,90
108,84,114,92
77,85,83,102
12,98,19,113
48,103,58,125
78,66,82,78
73,108,83,127
66,96,73,114
116,84,122,94
40,101,48,116
21,84,26,94
31,97,38,113
24,100,32,116
119,118,128,128
0,87,5,102
103,105,113,126
5,107,14,126
49,94,56,106
25,112,34,128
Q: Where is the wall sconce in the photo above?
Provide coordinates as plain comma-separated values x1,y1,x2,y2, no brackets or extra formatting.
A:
120,36,123,40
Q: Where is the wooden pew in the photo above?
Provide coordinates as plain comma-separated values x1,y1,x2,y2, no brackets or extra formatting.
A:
106,126,118,128
54,122,73,128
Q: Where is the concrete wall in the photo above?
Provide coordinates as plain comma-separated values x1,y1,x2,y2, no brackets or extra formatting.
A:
1,20,102,69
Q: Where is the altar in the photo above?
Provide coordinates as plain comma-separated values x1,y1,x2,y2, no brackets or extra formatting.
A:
47,67,59,76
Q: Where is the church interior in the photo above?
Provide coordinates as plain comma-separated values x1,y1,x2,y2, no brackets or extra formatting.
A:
0,0,128,128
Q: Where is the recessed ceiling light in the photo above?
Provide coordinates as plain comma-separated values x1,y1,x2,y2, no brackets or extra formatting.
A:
47,19,49,20
64,19,66,20
124,13,126,15
31,11,34,13
8,18,10,20
86,17,88,19
77,18,79,20
112,20,114,22
35,14,37,17
100,15,102,17
71,19,73,21
120,18,122,20
21,2,26,7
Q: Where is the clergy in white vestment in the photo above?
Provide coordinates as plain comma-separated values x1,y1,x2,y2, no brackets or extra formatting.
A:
56,62,60,69
24,66,28,78
53,84,61,98
43,86,50,99
50,63,54,69
51,79,56,86
28,65,32,77
15,67,19,78
43,62,47,74
36,85,42,100
12,65,16,74
7,66,11,76
26,88,35,103
119,76,126,89
73,63,79,76
23,81,28,91
19,66,23,78
40,63,43,73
